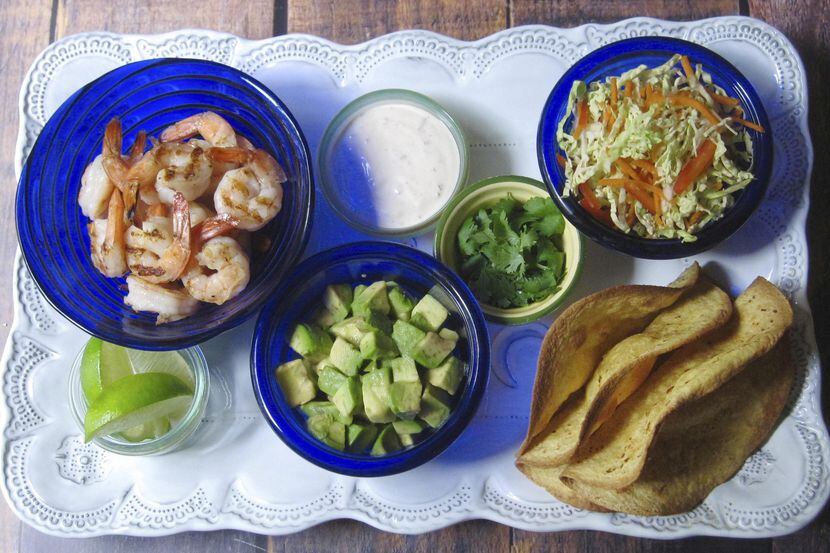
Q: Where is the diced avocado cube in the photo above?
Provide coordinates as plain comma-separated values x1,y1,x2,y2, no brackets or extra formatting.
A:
365,311,393,335
410,294,449,332
307,413,334,441
289,324,333,362
392,319,426,358
399,433,415,447
361,367,394,423
326,421,346,450
390,381,422,419
330,317,372,346
412,332,455,369
386,357,419,382
371,424,402,456
324,284,353,322
427,356,464,395
332,376,362,417
313,358,336,375
419,384,452,429
306,414,346,450
300,400,352,425
359,331,400,361
317,365,349,396
347,423,378,453
312,306,338,328
354,284,367,299
388,286,415,321
275,359,316,407
352,281,390,317
438,328,459,344
329,337,363,376
393,419,425,435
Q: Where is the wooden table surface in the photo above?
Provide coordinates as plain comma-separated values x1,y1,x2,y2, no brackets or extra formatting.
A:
1,1,828,551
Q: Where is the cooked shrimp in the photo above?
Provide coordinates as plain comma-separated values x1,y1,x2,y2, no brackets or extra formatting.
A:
213,148,286,231
128,141,213,204
88,189,127,277
161,111,237,147
188,201,215,228
182,236,250,305
78,154,114,219
123,193,191,283
236,133,255,150
124,275,199,324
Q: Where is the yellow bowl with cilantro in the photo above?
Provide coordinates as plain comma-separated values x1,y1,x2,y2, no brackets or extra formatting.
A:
434,176,583,325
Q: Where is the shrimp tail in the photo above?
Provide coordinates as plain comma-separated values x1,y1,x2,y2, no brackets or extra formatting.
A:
102,118,129,190
106,189,126,250
206,146,250,164
193,213,239,251
122,181,139,222
164,192,192,280
127,131,147,166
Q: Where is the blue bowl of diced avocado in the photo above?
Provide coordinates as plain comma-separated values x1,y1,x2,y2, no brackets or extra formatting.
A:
251,242,490,476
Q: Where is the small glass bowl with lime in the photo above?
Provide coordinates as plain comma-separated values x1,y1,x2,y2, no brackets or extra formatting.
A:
68,338,209,455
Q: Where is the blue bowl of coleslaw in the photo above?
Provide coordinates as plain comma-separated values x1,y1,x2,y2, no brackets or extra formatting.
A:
537,37,772,259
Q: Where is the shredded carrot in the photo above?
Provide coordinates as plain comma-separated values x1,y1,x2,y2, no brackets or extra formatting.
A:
645,91,665,109
602,105,611,130
579,198,613,226
688,210,704,226
630,159,658,181
602,177,663,197
668,94,720,125
624,184,656,213
573,101,588,138
711,92,740,107
711,181,723,191
626,202,636,226
556,153,567,168
733,105,744,116
673,139,717,195
653,190,662,216
578,182,602,210
610,77,619,106
680,55,696,84
615,159,644,183
732,116,765,133
624,81,634,99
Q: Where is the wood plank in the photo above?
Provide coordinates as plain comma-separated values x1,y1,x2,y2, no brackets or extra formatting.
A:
746,2,830,549
55,0,276,39
287,0,506,43
510,0,741,27
0,0,53,549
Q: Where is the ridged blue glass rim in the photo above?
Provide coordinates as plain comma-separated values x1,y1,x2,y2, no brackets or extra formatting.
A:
537,36,773,259
250,241,490,477
15,58,314,350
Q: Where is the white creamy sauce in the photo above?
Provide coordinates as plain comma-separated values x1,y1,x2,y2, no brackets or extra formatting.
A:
329,102,460,230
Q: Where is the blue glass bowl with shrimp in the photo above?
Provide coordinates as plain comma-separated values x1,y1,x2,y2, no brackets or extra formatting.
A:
15,59,314,350
251,242,490,476
537,37,773,259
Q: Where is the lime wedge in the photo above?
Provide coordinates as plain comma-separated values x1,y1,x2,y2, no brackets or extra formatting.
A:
120,417,173,443
84,372,193,442
80,338,134,402
127,349,195,391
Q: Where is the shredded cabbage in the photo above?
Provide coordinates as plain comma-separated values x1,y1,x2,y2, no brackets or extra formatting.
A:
556,54,757,242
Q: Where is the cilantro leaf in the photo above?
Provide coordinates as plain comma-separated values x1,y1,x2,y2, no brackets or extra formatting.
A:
454,195,566,308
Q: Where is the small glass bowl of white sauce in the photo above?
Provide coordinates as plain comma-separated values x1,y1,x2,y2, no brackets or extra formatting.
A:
318,89,468,236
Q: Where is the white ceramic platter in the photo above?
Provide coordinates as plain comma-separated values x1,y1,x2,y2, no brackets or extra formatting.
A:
2,17,828,538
